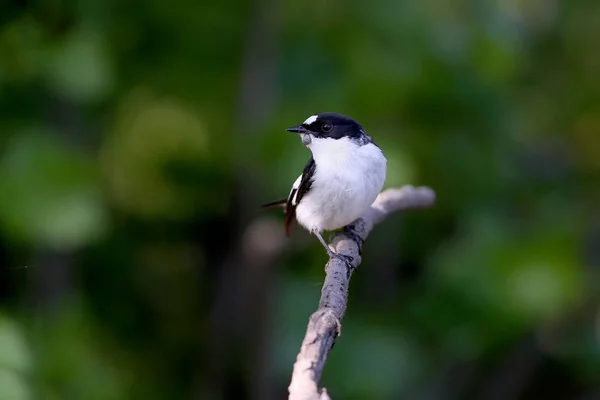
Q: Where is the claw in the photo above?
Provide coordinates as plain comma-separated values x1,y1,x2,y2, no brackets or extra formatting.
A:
327,249,354,270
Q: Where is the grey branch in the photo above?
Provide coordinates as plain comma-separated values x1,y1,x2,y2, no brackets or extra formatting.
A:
288,185,436,400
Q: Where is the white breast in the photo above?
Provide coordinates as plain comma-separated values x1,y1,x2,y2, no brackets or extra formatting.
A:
295,137,387,232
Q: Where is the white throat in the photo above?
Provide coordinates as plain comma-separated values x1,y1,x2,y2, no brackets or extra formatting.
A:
307,136,363,163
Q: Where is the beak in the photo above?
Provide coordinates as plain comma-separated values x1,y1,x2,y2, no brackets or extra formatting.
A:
286,125,310,134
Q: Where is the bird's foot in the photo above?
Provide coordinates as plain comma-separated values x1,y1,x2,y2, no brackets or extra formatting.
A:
343,226,364,255
326,249,355,271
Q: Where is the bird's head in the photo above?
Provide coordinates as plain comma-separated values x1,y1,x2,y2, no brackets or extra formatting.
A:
287,112,372,147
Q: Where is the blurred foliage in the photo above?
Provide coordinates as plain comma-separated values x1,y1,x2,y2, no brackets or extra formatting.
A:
0,315,32,400
1,0,599,399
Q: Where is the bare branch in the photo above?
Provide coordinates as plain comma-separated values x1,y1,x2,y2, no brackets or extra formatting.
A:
288,185,436,400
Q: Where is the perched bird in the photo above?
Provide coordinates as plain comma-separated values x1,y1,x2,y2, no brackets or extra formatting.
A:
262,112,387,264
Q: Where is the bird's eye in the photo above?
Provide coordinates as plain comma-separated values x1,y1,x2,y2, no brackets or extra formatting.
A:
322,123,333,132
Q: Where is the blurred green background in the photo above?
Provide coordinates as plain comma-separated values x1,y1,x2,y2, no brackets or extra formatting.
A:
1,0,599,399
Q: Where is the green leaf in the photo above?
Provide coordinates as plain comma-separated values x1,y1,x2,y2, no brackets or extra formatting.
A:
45,29,114,102
0,316,32,374
0,369,31,400
0,130,108,249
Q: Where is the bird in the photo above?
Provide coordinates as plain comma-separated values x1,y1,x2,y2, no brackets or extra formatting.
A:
262,112,387,265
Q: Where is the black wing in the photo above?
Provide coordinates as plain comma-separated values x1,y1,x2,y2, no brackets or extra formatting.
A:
283,157,316,236
261,157,316,237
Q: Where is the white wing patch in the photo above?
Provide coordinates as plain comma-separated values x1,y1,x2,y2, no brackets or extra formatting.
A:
303,114,318,125
288,174,303,205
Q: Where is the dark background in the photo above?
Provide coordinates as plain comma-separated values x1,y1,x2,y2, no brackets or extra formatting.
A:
1,0,599,399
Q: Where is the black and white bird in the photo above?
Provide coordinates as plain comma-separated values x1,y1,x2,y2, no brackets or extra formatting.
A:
262,112,387,264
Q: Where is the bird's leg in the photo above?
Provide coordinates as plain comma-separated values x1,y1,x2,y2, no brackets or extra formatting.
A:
314,231,354,268
314,231,335,256
343,225,364,255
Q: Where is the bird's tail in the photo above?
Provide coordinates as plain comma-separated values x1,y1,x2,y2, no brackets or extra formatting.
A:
260,198,287,209
260,198,294,237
